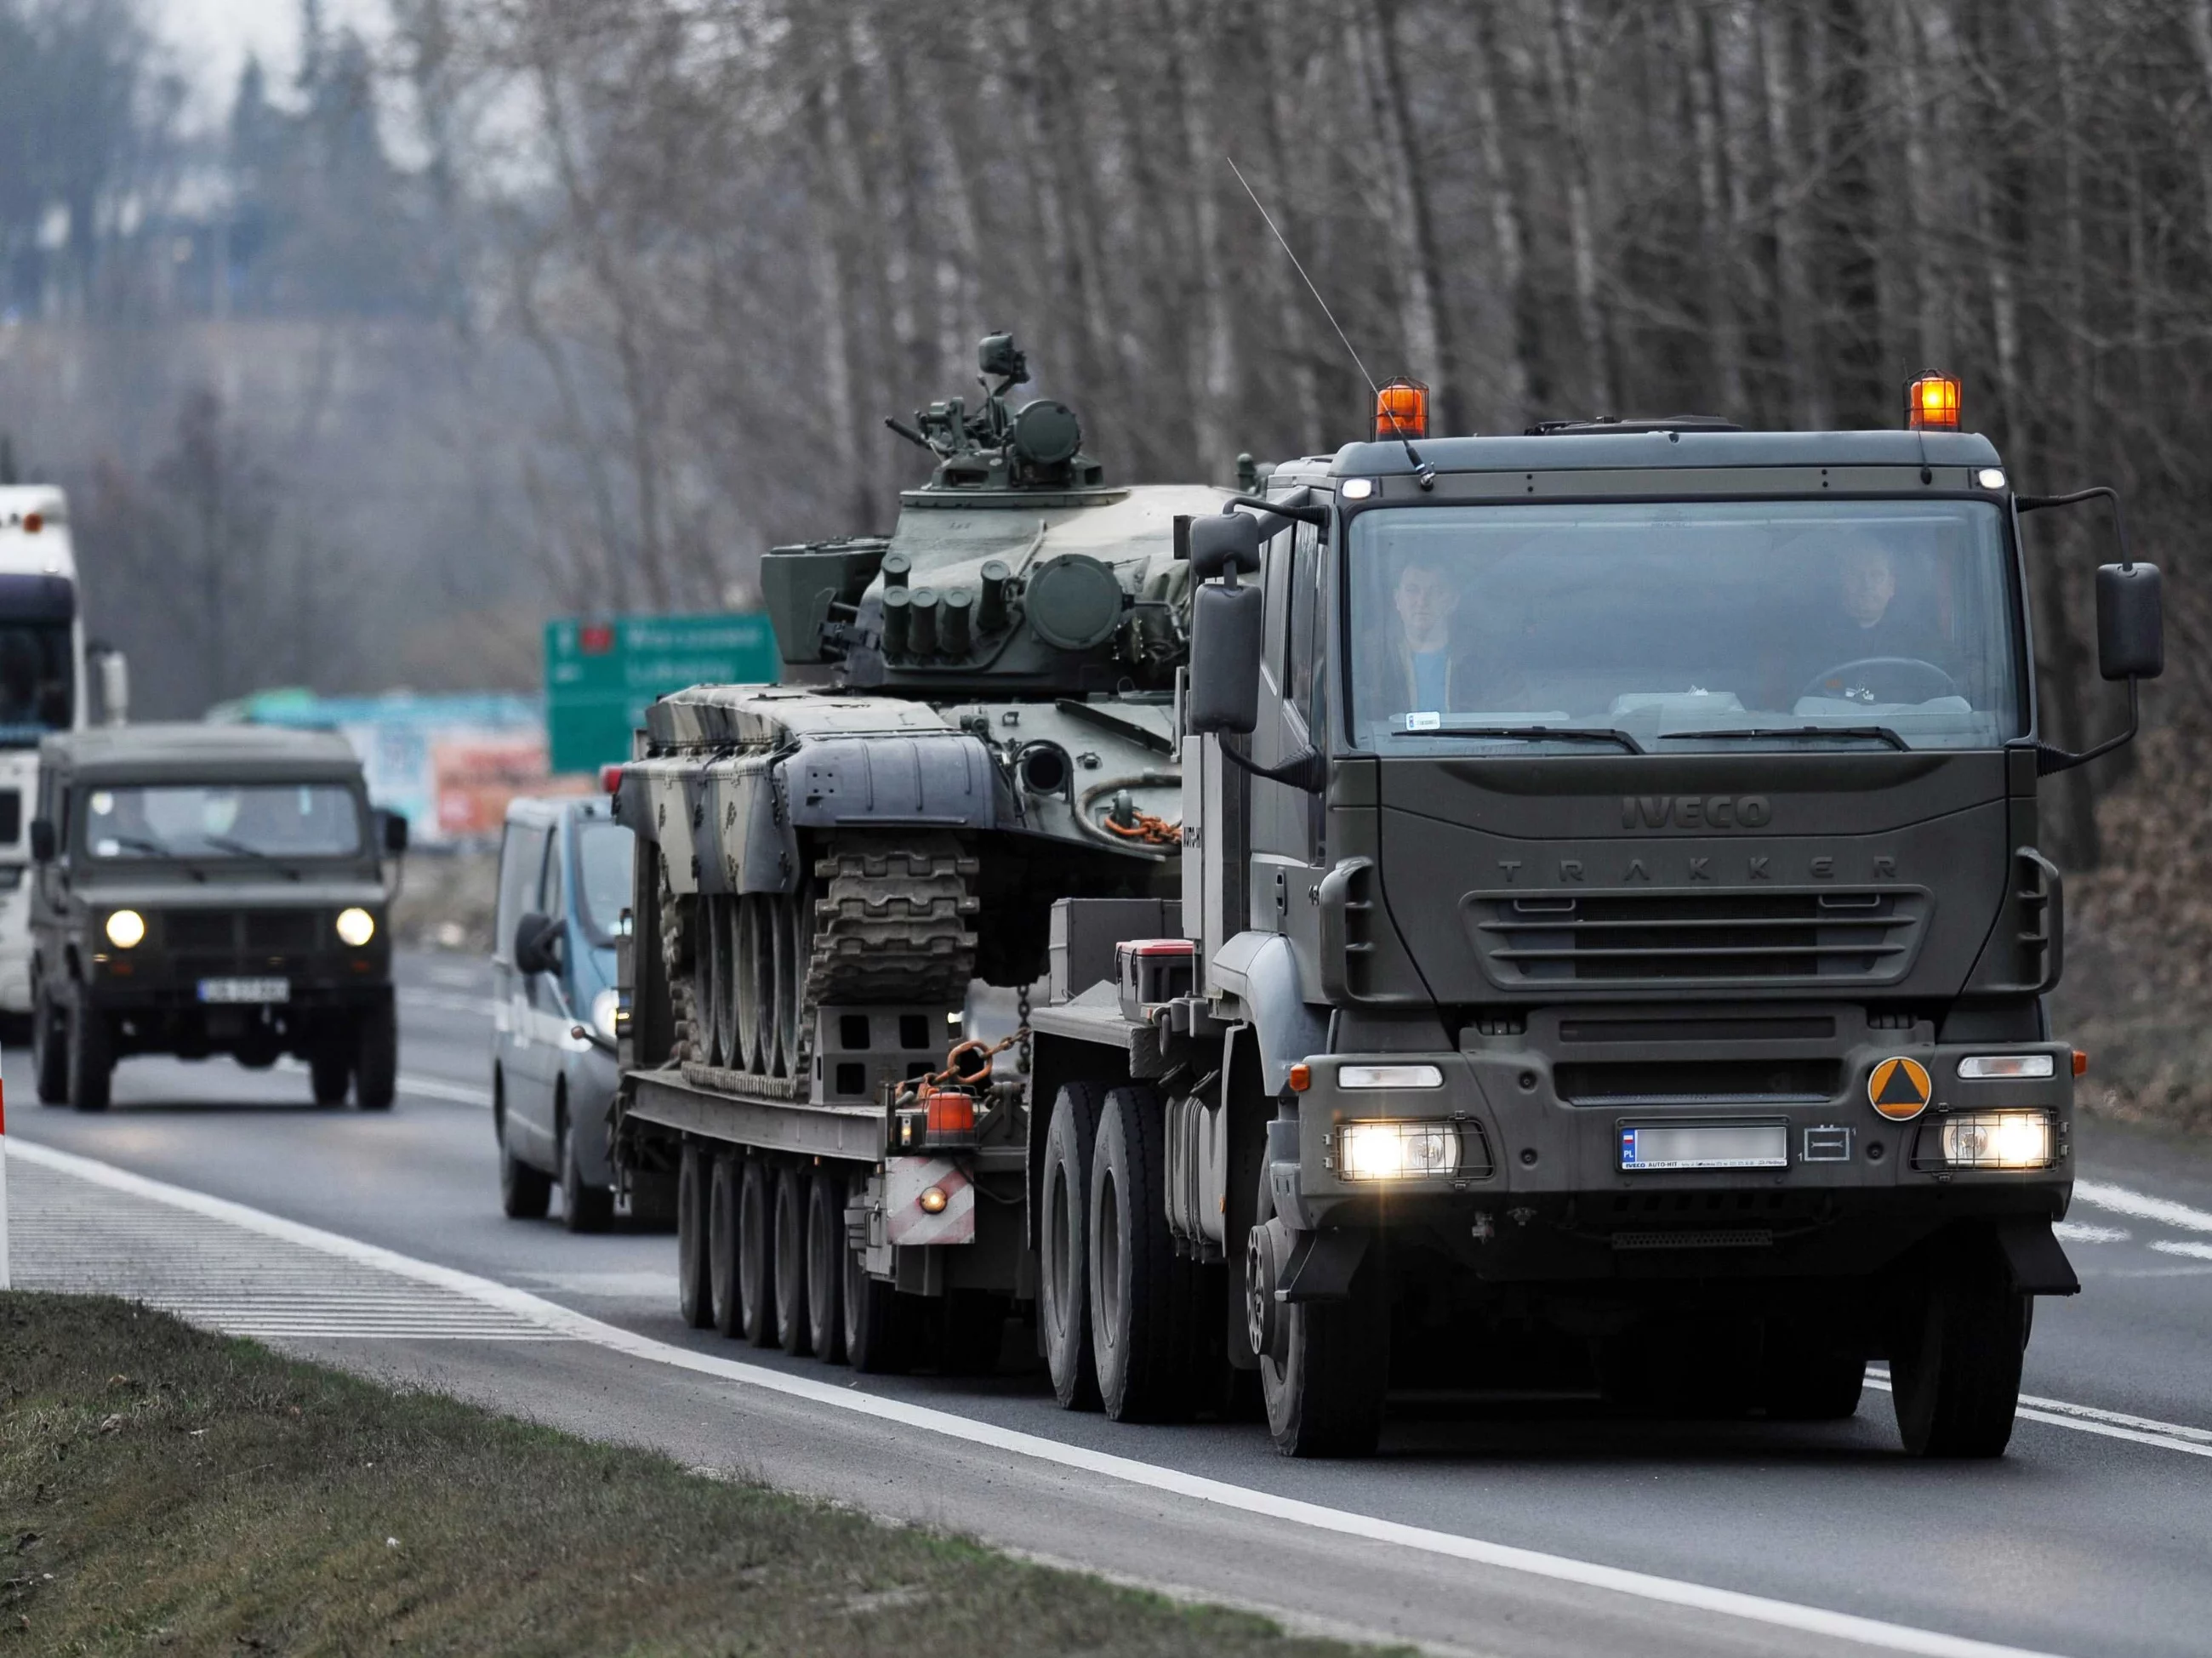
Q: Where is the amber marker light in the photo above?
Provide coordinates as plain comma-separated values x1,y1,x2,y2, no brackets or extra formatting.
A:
2073,1049,2089,1077
1907,372,1961,430
919,1185,949,1215
1287,1063,1311,1092
1373,378,1429,442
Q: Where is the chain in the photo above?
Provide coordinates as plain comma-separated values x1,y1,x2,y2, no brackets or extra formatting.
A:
1017,982,1033,1075
1101,806,1182,847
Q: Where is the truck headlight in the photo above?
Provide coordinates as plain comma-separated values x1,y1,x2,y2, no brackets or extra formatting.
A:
105,909,145,948
1936,1109,2055,1170
1957,1053,2054,1080
1339,1120,1460,1181
335,907,376,947
590,988,620,1045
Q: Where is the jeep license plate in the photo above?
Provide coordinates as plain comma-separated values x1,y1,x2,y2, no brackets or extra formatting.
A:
1619,1123,1788,1171
198,977,290,1005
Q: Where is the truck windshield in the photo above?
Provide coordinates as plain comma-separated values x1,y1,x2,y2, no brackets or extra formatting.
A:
0,620,73,746
83,784,365,860
573,818,634,944
1345,499,2023,754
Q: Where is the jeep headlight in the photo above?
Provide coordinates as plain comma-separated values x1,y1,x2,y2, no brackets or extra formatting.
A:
590,987,621,1045
1339,1120,1460,1181
105,909,145,949
335,907,376,947
1936,1109,2055,1170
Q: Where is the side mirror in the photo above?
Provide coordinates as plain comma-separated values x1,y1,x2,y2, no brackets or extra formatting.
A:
379,809,410,856
1187,579,1265,735
28,818,55,861
1189,512,1262,581
2095,562,2163,681
513,911,562,976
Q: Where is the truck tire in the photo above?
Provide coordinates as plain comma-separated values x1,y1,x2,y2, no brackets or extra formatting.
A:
310,1042,352,1107
843,1211,909,1375
805,1171,847,1363
1761,1321,1866,1421
66,996,112,1114
1088,1083,1194,1423
774,1165,812,1356
738,1156,778,1347
31,980,66,1105
676,1142,714,1327
497,1080,551,1221
708,1152,744,1336
1254,1171,1387,1457
1892,1239,2027,1458
355,1000,397,1110
559,1099,614,1234
1040,1080,1107,1410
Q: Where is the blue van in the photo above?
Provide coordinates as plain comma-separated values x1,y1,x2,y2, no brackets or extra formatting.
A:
491,795,631,1230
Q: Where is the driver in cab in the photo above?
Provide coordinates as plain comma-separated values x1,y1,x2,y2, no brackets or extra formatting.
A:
1798,534,1948,705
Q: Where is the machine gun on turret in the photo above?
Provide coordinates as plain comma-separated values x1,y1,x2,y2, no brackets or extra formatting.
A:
884,333,1104,493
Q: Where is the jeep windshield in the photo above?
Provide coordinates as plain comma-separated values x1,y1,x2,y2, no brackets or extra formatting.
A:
82,783,365,861
1345,499,2025,755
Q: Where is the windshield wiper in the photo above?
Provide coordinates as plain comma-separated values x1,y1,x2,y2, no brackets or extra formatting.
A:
1660,725,1910,751
105,834,208,881
1391,724,1646,755
202,835,304,880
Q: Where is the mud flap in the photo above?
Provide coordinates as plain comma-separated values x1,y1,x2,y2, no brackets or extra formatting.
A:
1995,1216,2080,1296
1276,1228,1370,1303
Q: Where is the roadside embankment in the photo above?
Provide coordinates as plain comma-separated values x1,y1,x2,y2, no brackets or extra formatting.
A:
0,1293,1378,1656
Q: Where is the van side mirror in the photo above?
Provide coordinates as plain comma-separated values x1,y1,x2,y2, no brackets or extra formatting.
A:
1187,580,1264,735
513,911,562,976
2095,561,2163,681
28,818,54,861
379,809,410,856
1188,513,1262,581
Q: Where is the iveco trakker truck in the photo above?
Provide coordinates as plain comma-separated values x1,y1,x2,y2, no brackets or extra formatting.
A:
612,362,2158,1459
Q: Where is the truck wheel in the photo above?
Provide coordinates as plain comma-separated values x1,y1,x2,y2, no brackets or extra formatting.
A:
805,1171,847,1363
355,1000,397,1110
1892,1239,2027,1458
310,1041,352,1106
1762,1322,1866,1421
774,1165,812,1355
31,981,67,1105
676,1142,714,1327
738,1156,778,1347
66,997,112,1113
708,1152,745,1336
1260,1265,1388,1458
1088,1083,1194,1423
1040,1080,1107,1410
842,1211,909,1375
497,1085,551,1221
559,1101,614,1234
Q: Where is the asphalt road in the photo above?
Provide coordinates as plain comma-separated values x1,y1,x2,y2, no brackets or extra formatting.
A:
9,951,2212,1658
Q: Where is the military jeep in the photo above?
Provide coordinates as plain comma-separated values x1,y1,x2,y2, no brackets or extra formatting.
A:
27,723,407,1112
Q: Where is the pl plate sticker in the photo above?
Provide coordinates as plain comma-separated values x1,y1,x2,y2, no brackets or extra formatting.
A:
1868,1055,1932,1121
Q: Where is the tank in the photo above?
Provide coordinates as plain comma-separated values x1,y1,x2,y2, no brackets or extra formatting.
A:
617,336,1226,1092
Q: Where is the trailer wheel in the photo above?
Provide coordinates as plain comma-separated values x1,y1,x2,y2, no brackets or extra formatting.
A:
738,1156,778,1347
1892,1237,2027,1458
707,1152,744,1337
1040,1080,1107,1410
805,1171,847,1363
774,1165,812,1355
1088,1084,1194,1423
676,1142,713,1328
843,1228,908,1375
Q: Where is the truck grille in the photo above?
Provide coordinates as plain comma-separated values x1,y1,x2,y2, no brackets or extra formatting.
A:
1468,887,1927,989
162,909,323,954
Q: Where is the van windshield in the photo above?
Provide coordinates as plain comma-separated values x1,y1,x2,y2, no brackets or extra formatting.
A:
1345,499,2024,754
83,783,364,860
575,819,634,944
0,620,72,746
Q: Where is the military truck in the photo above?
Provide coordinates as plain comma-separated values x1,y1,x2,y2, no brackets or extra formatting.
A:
27,722,408,1112
616,358,2156,1459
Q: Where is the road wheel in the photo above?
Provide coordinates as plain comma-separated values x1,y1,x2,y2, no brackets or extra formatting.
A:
1762,1322,1866,1421
805,1170,847,1363
32,979,67,1105
843,1209,909,1374
355,1000,397,1110
738,1156,778,1346
496,1080,551,1221
774,1165,812,1355
1040,1080,1107,1410
771,889,801,1079
559,1099,613,1234
66,995,112,1114
1088,1083,1194,1423
708,1152,744,1336
713,897,741,1070
310,1038,352,1106
1253,1166,1387,1457
1891,1237,2027,1458
676,1142,713,1327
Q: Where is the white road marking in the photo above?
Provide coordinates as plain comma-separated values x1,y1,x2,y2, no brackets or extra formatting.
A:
270,1057,491,1108
2151,1239,2212,1263
396,986,503,1019
7,1138,2084,1658
2050,1222,2129,1245
2072,1179,2212,1234
1861,1372,2212,1459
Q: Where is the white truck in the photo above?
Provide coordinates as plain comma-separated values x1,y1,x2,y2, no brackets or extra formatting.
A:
0,486,124,1017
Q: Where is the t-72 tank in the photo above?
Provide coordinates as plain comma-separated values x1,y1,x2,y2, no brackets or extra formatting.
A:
616,336,1226,1095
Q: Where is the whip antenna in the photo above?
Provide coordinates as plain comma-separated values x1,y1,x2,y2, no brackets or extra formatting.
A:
1224,155,1434,488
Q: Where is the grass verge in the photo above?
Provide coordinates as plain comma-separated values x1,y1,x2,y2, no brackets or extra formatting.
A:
2,1293,1388,1656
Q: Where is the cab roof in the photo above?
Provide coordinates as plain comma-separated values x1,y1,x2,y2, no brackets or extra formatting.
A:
43,721,366,784
1311,426,2003,479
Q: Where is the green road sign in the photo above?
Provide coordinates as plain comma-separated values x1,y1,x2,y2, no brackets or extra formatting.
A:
544,612,779,773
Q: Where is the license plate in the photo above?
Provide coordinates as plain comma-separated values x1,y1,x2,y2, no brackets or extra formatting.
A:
198,977,289,1005
1620,1122,1788,1171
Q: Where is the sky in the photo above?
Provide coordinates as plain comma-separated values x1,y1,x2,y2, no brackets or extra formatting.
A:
156,0,391,124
